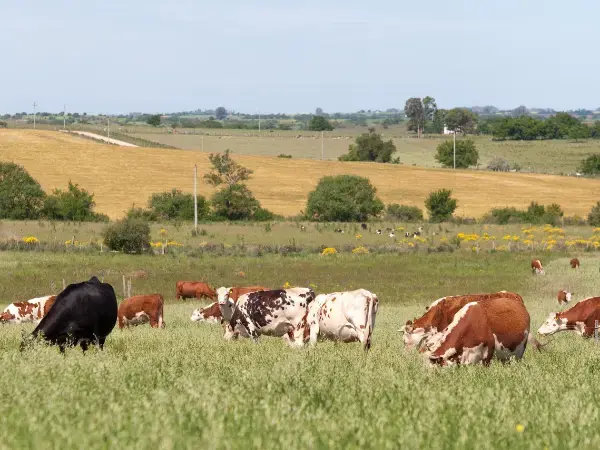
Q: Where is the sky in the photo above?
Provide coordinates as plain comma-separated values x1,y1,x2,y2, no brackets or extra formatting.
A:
1,0,598,114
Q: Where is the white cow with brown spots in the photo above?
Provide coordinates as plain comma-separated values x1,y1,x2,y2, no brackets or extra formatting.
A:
307,289,378,351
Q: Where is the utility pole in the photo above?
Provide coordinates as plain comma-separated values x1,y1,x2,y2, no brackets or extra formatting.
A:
107,117,110,139
453,129,456,169
258,111,261,135
33,102,37,129
63,104,66,129
193,164,198,232
202,135,204,152
321,130,324,160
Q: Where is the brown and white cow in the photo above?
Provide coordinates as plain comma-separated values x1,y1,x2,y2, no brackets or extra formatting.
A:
191,302,222,323
118,294,165,329
538,296,600,337
307,289,378,351
531,259,545,275
570,258,580,269
176,281,216,301
221,288,315,347
557,290,573,306
425,296,532,366
399,291,523,349
0,295,57,324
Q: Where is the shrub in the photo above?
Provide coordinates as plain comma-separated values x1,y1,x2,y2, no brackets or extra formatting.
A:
321,247,337,256
588,202,600,226
435,139,479,168
43,181,107,222
0,162,46,219
386,204,423,222
425,189,457,223
487,156,511,172
102,218,151,254
126,206,157,221
309,116,333,131
578,154,600,175
484,207,523,224
306,175,384,222
252,207,277,222
277,154,292,158
148,189,208,221
211,184,260,220
339,130,397,163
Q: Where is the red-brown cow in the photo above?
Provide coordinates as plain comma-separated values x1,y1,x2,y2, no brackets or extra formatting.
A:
531,259,545,275
176,281,216,301
570,258,580,269
538,296,600,337
118,294,165,329
190,302,222,323
557,290,573,306
400,291,523,349
221,286,269,303
426,296,532,366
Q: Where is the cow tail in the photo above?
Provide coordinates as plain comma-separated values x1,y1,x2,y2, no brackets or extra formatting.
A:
363,296,375,352
158,295,165,328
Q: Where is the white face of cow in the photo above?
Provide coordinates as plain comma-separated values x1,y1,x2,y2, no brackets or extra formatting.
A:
538,313,566,335
190,309,203,322
402,327,432,350
565,292,573,302
217,287,235,322
216,287,230,305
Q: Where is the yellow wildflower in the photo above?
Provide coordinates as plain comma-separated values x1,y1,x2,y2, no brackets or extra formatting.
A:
22,236,39,244
321,247,337,256
159,228,168,236
352,246,369,255
515,424,525,433
355,234,362,239
283,281,292,289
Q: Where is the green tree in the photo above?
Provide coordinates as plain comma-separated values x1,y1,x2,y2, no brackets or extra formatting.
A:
423,96,437,122
102,218,151,254
386,204,424,222
339,130,397,163
308,116,333,131
578,154,600,175
211,184,261,220
204,149,253,187
569,124,590,142
43,181,107,222
588,201,600,226
591,121,600,138
444,108,478,135
147,114,161,127
306,175,384,222
430,109,446,134
0,162,46,219
425,189,458,222
215,107,227,120
148,189,208,221
435,139,479,168
404,98,425,137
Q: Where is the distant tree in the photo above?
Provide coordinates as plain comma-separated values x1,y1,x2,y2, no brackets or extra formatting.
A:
43,181,106,222
404,98,425,138
148,188,208,221
211,184,261,220
435,139,479,168
339,130,397,163
309,116,333,131
204,149,253,187
487,156,511,172
512,105,528,117
425,189,458,222
0,162,45,219
430,109,446,134
423,96,437,122
315,107,324,115
444,108,478,135
588,201,600,226
591,121,600,138
569,124,590,142
306,175,384,222
578,154,600,175
215,107,227,120
0,121,7,128
386,204,424,222
147,114,161,127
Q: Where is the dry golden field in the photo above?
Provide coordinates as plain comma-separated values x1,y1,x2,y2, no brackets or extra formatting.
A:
2,129,600,219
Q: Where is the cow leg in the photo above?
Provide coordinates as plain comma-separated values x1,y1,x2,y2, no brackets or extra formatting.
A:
80,340,89,352
97,337,106,350
309,322,320,346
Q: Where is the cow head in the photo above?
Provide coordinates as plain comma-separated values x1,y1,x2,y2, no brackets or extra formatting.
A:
190,309,203,322
217,287,235,322
400,320,434,350
538,313,566,335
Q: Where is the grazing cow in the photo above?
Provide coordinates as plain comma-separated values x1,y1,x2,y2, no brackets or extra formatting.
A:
307,289,378,351
334,229,344,234
538,296,600,337
405,232,411,238
300,225,306,232
23,276,117,352
425,296,532,365
418,226,424,232
557,290,573,306
531,259,545,275
222,288,315,347
191,302,222,323
570,258,580,269
361,223,368,230
176,281,216,301
426,302,495,367
0,295,57,324
413,231,421,237
118,294,164,329
376,229,382,235
400,291,524,349
389,232,395,238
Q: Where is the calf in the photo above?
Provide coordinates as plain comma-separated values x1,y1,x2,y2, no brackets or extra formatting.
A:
538,296,600,337
222,288,315,347
376,229,382,235
426,302,495,367
191,302,221,323
361,223,368,230
557,290,573,306
1,295,57,324
307,289,378,351
531,259,545,275
118,294,165,329
176,281,216,300
23,276,117,352
570,258,580,269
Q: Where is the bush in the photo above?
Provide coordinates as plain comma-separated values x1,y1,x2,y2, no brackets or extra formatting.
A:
435,139,479,168
425,189,458,222
0,162,46,219
43,181,107,222
277,154,292,159
148,189,208,221
578,154,600,175
308,116,333,131
339,130,397,163
487,156,511,172
253,207,277,222
211,184,261,220
306,175,384,222
126,206,157,221
386,204,423,222
102,218,151,254
588,202,600,226
482,202,564,225
484,207,523,224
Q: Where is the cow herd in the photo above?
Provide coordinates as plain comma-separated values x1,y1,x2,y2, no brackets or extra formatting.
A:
2,256,598,366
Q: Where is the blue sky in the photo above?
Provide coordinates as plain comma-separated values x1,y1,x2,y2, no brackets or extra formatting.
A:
1,0,597,114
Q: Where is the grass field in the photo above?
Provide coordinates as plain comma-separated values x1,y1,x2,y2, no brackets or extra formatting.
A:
1,251,600,449
3,130,600,220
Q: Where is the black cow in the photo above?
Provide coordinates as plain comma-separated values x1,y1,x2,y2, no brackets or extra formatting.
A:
361,223,368,230
23,276,118,352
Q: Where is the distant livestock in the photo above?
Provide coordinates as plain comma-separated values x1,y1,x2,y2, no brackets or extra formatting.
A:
191,302,222,323
118,294,165,329
361,223,368,230
1,295,57,324
570,258,580,269
557,290,573,306
24,276,117,352
531,259,545,275
538,296,600,338
176,281,216,301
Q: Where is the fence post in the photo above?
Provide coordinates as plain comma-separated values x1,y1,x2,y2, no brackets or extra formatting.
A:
62,279,66,290
122,275,127,298
595,320,599,343
50,280,56,293
100,242,103,252
127,278,132,298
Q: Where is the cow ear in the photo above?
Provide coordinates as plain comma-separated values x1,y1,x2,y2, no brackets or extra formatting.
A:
555,313,560,321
